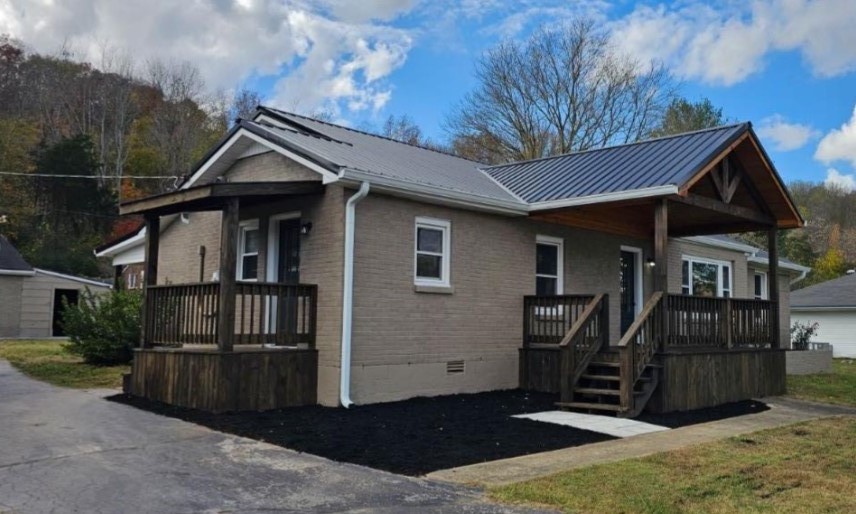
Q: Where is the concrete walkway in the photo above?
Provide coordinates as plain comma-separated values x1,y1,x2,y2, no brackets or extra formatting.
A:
0,360,545,514
428,397,856,487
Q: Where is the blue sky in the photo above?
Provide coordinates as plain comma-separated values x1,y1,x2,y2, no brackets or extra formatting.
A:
4,1,856,188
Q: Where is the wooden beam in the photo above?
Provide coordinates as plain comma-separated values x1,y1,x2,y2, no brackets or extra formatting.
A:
669,222,771,237
140,215,160,348
768,228,780,349
654,199,668,292
680,132,750,193
217,198,239,352
119,181,324,216
673,193,774,225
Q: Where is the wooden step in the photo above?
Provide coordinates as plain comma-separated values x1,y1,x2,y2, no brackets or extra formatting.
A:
589,361,620,368
574,387,620,396
580,374,652,383
556,401,623,412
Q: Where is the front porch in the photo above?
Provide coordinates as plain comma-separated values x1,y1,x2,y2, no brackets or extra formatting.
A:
122,181,324,412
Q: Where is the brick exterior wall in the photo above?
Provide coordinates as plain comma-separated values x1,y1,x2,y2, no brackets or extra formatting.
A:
348,193,654,404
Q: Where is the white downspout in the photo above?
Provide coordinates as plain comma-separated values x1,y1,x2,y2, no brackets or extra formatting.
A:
340,181,370,408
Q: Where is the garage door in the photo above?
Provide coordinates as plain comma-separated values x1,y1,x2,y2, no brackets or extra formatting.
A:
791,310,856,358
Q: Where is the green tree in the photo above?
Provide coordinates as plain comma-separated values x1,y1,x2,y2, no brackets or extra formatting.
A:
650,97,725,137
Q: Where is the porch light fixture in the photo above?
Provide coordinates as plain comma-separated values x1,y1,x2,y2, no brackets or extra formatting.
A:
300,222,313,235
646,257,656,268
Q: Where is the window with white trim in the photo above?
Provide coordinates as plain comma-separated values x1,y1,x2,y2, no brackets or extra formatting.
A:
681,256,732,297
414,217,450,286
237,220,260,281
536,236,564,296
754,271,767,300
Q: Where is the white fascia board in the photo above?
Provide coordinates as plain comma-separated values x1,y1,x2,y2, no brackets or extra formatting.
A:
0,269,35,276
113,244,145,266
791,306,856,312
526,185,679,212
34,268,112,288
681,235,759,254
339,169,528,216
95,228,146,258
239,129,340,184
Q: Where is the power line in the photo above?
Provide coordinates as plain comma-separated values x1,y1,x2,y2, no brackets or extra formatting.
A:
0,171,178,179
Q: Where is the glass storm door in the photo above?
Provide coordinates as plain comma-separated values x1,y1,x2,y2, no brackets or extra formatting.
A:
277,219,301,337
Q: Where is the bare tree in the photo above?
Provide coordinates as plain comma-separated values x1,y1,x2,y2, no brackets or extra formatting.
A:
380,114,423,145
446,19,675,164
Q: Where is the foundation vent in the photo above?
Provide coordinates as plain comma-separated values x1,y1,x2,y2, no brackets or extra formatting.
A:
446,360,465,375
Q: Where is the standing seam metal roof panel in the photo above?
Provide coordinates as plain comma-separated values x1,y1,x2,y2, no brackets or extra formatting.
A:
485,124,748,203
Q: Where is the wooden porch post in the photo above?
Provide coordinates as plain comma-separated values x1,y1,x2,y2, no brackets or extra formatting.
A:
140,215,160,348
217,197,239,352
768,228,780,349
654,199,669,292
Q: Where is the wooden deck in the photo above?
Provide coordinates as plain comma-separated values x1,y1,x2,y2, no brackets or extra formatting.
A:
129,347,318,412
519,293,784,416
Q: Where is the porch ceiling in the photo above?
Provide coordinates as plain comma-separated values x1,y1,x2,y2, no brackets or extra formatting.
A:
119,181,324,216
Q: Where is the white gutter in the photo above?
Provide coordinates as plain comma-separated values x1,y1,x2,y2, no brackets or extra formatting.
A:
340,181,371,408
527,185,679,211
0,269,35,276
33,268,112,288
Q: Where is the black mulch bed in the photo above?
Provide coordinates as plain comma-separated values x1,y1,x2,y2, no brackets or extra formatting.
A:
636,399,769,428
108,390,769,476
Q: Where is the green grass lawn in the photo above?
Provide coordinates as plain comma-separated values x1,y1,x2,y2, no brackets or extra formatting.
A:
787,359,856,407
491,417,856,514
0,340,129,389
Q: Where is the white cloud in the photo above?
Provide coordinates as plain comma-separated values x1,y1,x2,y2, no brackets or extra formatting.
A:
610,0,856,85
0,0,416,116
756,115,819,152
815,106,856,168
824,168,856,192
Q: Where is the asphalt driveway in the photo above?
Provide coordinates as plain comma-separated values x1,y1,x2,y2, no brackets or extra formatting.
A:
0,360,544,513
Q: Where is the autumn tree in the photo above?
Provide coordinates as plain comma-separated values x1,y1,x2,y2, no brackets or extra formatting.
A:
446,19,675,164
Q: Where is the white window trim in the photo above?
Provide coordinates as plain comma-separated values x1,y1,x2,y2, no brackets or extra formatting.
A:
754,271,768,300
414,217,451,287
536,235,564,295
237,219,260,282
620,245,644,316
681,255,732,297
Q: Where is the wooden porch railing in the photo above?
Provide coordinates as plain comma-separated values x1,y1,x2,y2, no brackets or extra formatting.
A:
664,294,775,349
618,292,664,413
558,294,609,403
144,282,317,347
523,295,595,346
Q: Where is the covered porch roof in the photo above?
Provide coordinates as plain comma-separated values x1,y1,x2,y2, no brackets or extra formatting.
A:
118,181,324,217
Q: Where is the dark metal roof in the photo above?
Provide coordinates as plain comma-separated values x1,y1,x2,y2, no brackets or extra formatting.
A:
791,273,856,309
0,235,33,272
484,123,749,203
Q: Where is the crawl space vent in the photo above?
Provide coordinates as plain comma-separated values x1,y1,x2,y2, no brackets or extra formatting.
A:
446,360,465,375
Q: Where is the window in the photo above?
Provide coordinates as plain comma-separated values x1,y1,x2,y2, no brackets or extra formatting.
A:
238,220,260,281
536,236,564,296
754,271,768,300
681,256,732,297
414,217,450,286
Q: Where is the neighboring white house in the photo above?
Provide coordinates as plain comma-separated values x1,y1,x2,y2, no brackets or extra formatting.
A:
791,272,856,358
1,235,111,338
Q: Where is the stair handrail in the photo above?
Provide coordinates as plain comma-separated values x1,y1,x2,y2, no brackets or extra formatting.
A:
558,293,608,403
617,292,665,412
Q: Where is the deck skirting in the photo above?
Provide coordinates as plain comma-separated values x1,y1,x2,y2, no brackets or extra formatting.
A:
129,348,318,412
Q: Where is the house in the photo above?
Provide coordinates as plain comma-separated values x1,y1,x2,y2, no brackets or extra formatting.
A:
96,107,805,416
791,272,856,357
1,235,111,338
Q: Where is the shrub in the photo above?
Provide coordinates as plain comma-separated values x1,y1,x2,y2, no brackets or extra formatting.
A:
62,288,143,364
790,321,819,351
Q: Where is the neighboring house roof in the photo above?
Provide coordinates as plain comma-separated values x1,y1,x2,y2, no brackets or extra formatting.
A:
791,273,856,309
33,268,112,288
483,124,748,204
0,235,34,274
